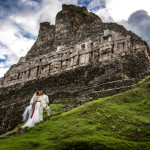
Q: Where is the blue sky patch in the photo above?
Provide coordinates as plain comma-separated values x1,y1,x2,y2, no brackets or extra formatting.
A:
0,55,8,63
78,0,106,11
14,23,37,39
77,0,91,7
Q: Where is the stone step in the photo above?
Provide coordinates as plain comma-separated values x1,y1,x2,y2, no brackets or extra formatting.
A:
92,78,136,91
87,85,134,100
74,78,136,95
75,85,134,105
46,79,137,97
47,79,136,103
47,77,140,97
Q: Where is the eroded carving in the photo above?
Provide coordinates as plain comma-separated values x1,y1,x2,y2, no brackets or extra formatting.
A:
1,30,147,87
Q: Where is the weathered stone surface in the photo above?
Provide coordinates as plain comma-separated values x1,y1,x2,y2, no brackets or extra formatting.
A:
1,31,149,87
0,4,150,135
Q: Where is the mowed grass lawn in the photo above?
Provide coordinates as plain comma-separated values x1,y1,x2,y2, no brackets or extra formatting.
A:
0,76,150,150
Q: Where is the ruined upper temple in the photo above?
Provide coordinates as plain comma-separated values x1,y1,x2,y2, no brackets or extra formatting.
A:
0,4,150,87
1,4,150,134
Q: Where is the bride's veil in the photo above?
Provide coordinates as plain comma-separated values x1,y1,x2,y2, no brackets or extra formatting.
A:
22,92,36,122
29,93,36,104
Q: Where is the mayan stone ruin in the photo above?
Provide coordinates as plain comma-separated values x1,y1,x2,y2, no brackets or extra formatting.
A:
0,4,150,134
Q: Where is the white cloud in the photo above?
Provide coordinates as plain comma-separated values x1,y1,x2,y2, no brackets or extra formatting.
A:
0,20,35,77
96,0,150,21
60,0,78,5
0,68,9,78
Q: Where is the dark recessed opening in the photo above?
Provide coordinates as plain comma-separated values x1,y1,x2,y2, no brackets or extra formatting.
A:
81,44,85,49
111,45,114,53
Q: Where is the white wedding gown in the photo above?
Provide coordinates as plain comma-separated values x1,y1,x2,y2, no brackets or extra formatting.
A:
22,97,41,128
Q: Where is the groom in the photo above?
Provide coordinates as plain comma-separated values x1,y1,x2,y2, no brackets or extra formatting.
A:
39,90,50,121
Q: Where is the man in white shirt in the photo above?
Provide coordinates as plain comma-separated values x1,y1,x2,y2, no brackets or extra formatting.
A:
39,90,50,121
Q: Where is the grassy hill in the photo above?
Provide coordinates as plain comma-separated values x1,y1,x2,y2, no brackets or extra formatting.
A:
0,76,150,150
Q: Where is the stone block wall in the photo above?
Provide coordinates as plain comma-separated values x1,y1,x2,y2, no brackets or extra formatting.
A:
1,29,149,88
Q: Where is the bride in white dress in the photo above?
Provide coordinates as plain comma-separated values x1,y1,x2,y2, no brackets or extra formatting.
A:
21,91,41,128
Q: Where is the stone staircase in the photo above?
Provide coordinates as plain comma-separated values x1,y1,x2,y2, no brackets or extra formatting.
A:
74,78,136,103
47,78,137,105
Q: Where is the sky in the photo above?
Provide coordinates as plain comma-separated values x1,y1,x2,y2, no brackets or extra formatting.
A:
0,0,150,78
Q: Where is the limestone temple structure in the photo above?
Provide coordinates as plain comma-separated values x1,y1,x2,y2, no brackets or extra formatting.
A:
0,4,150,134
0,30,136,87
0,5,150,88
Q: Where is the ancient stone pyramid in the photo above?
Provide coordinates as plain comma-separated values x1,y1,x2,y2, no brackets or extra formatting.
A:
0,4,150,135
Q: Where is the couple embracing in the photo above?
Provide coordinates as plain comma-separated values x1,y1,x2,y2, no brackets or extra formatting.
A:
21,90,50,128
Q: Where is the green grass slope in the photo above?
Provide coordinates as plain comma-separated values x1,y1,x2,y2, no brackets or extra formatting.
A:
1,76,150,150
